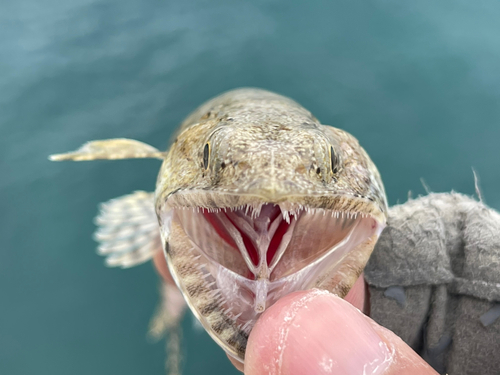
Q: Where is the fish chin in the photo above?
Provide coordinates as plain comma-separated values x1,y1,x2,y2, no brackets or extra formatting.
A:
159,199,385,362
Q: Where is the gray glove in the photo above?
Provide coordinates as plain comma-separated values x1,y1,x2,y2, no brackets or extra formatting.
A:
365,193,500,375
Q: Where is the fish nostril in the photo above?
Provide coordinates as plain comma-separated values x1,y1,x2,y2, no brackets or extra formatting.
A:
295,165,307,174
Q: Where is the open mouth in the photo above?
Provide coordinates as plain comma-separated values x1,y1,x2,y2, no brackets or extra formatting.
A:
160,195,385,360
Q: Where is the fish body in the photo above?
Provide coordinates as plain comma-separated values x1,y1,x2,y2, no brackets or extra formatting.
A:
51,88,388,365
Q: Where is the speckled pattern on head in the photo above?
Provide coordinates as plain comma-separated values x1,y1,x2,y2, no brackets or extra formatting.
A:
156,88,387,219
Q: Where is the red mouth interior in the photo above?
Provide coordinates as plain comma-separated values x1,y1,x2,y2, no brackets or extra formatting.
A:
203,204,291,275
173,200,378,287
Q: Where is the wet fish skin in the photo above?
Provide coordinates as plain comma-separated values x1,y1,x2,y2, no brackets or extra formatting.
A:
156,88,387,220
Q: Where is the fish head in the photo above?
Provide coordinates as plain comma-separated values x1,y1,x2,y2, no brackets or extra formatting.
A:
155,113,387,362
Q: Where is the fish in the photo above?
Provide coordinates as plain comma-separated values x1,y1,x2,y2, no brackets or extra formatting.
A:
50,88,388,369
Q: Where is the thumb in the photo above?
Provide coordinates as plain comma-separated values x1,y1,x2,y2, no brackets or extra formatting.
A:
244,289,437,375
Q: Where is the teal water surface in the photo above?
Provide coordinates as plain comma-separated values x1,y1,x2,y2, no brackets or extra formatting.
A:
2,1,500,374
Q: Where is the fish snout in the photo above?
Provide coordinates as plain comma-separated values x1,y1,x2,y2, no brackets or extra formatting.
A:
242,177,310,200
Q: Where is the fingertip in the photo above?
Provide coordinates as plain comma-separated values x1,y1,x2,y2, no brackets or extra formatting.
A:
227,354,244,372
368,322,438,375
245,289,392,375
344,272,368,313
245,290,314,375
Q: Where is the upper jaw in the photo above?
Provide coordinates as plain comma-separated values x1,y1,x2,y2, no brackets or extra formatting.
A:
160,188,387,224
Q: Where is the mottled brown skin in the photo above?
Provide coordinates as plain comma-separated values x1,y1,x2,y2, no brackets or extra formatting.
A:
156,88,387,220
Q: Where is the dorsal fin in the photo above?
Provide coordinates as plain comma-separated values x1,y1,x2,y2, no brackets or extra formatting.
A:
49,138,165,161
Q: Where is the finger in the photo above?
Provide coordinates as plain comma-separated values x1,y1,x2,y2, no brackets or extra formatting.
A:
230,273,367,373
245,289,437,375
368,321,438,375
343,272,368,313
153,250,175,284
228,355,245,372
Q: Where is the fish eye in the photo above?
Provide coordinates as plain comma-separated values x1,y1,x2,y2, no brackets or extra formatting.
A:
203,143,210,169
330,146,338,174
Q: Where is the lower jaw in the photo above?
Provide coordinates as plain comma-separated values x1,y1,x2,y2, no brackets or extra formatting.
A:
161,205,384,362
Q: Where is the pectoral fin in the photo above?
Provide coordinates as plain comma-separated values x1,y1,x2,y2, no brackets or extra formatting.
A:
49,138,165,161
94,191,163,268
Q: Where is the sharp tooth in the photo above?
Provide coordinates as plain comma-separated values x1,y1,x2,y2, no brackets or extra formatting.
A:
257,203,263,218
283,210,290,224
241,321,251,331
207,289,221,298
233,312,243,321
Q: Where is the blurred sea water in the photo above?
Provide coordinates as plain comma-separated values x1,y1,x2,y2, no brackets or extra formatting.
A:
1,0,500,374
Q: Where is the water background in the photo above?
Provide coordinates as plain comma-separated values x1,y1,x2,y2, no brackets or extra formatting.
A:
2,1,500,374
